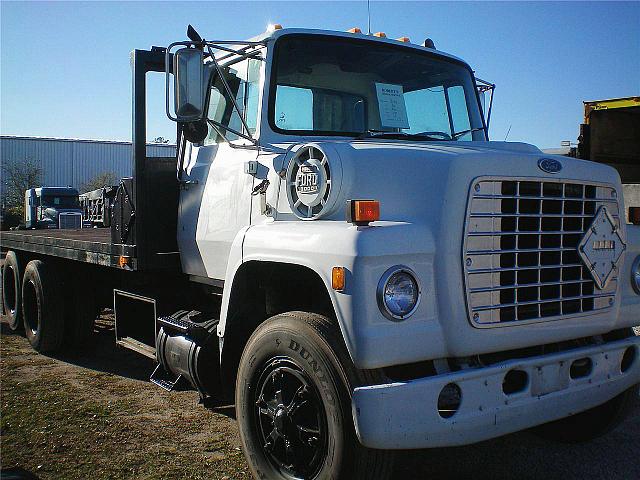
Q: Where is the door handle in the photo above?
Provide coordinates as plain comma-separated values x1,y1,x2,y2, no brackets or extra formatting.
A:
178,179,199,190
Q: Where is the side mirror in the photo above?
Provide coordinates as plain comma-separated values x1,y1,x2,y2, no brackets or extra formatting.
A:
173,47,205,122
475,77,495,131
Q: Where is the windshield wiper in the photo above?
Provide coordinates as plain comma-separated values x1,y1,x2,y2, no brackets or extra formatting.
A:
452,127,485,140
357,130,446,141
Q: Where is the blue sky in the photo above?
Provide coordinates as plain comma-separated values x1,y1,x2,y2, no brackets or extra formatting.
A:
1,1,638,148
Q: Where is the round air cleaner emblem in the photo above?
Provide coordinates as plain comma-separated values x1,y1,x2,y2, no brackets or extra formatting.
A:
286,145,334,219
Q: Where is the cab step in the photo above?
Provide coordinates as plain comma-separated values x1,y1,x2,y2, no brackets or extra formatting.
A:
157,311,213,345
150,363,183,391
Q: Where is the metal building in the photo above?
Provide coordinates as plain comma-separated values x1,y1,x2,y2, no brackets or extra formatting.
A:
1,135,176,192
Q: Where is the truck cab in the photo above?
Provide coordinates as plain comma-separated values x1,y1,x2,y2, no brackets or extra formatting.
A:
24,187,82,229
161,26,639,478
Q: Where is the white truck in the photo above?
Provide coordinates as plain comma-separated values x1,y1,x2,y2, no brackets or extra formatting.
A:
2,25,640,479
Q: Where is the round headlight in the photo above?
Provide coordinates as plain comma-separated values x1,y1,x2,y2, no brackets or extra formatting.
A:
377,266,420,321
632,255,640,295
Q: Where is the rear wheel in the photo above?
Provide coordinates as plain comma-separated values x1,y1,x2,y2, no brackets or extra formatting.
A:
236,311,393,480
22,260,64,352
2,251,23,331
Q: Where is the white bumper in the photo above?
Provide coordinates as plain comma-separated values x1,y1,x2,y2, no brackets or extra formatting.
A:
352,336,640,449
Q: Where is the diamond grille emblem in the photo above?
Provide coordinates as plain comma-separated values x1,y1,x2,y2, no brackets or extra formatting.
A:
578,206,626,290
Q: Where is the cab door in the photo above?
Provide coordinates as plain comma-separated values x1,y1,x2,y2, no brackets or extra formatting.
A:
176,57,262,281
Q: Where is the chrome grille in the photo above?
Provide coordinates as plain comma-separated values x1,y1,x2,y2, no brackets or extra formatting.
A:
464,178,620,326
59,212,82,229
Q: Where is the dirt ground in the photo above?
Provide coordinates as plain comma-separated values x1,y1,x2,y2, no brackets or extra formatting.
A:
1,313,639,480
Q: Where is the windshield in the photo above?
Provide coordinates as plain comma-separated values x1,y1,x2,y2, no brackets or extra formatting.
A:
41,195,79,208
270,35,486,141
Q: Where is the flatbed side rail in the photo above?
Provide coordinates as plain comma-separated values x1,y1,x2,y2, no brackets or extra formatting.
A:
0,231,136,269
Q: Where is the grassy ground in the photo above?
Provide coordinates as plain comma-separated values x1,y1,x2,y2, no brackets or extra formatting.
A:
0,315,251,480
2,313,639,479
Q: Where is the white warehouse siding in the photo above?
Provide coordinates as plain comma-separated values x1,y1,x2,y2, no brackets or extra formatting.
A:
0,135,176,192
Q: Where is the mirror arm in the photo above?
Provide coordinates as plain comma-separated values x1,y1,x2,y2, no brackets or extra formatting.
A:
214,44,265,64
176,124,187,182
207,120,227,143
206,118,257,144
205,44,256,143
486,87,495,130
206,44,264,62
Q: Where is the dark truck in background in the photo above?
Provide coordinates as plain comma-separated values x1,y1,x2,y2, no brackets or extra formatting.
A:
578,97,640,224
24,187,83,230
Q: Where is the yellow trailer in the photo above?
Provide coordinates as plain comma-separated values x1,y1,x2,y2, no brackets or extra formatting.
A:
578,96,640,181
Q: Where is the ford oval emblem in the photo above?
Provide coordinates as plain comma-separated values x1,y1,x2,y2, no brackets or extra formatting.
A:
538,158,562,174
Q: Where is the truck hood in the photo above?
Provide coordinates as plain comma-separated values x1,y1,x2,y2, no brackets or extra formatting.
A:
274,139,622,224
271,139,628,358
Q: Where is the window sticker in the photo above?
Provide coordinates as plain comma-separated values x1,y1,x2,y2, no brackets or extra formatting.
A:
375,83,409,129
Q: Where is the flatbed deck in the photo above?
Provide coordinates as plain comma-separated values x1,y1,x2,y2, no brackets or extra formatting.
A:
0,229,135,268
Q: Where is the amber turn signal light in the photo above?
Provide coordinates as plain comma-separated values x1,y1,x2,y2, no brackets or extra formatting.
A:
630,207,640,225
332,267,346,291
346,200,380,226
118,255,130,268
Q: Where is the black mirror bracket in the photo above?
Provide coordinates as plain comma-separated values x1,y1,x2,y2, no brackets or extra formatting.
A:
475,76,496,134
165,26,266,145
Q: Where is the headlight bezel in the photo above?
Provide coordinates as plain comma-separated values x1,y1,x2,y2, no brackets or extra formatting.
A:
632,255,640,295
377,265,421,321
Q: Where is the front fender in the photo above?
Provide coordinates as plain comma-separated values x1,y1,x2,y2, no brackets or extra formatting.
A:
219,220,447,369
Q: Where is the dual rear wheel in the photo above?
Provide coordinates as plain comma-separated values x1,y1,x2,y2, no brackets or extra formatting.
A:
2,251,22,331
2,252,97,353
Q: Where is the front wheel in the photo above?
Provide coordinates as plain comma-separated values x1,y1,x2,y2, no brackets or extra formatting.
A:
235,312,392,480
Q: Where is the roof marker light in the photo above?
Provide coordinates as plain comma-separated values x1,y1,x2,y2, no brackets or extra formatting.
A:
346,200,380,226
347,27,362,34
267,23,283,32
373,32,387,38
397,36,411,43
424,38,436,49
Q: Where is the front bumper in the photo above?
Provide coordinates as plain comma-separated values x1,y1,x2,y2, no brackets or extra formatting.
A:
352,336,640,449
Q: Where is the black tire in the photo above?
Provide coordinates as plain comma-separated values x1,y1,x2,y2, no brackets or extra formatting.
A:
533,328,640,443
236,311,393,480
22,260,64,352
63,274,97,349
2,251,23,331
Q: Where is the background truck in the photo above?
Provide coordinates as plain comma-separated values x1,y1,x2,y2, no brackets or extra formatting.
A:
2,25,640,480
79,185,118,227
578,97,640,224
23,186,83,229
548,97,640,224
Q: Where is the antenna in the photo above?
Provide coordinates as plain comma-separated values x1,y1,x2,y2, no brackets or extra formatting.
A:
367,0,371,35
504,124,512,141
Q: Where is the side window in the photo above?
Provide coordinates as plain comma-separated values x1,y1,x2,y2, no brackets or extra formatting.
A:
448,85,472,140
404,86,450,135
245,59,261,134
204,58,261,145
